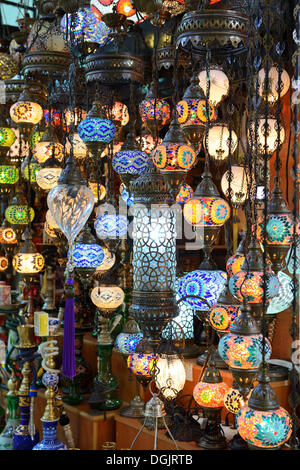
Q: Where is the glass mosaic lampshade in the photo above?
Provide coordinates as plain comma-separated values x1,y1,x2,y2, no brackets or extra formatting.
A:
176,183,194,204
184,195,230,226
110,101,129,128
237,406,292,449
10,101,43,126
218,333,271,369
90,285,124,310
33,140,64,164
257,214,294,246
229,270,279,304
44,109,61,128
140,85,170,135
224,388,245,414
127,353,156,377
0,255,9,272
5,205,34,225
177,270,227,311
78,117,116,145
0,127,16,149
12,229,44,275
112,133,150,187
205,123,238,162
193,378,229,408
226,252,245,277
72,243,104,269
94,213,128,240
0,226,17,245
208,304,241,334
0,165,19,185
198,67,229,106
115,319,143,355
61,7,111,46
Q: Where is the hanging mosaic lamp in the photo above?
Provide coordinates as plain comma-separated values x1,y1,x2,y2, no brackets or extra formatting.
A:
226,236,246,277
229,236,279,320
115,316,143,355
5,189,35,239
61,5,111,55
256,178,296,273
183,161,230,267
33,125,64,164
0,155,19,194
0,124,16,157
208,281,241,334
10,82,43,138
237,368,292,449
72,225,104,277
112,132,150,188
177,269,227,311
90,284,125,310
12,227,45,281
90,0,146,24
193,360,229,449
36,156,62,191
78,94,116,158
152,115,196,197
94,204,129,242
139,82,170,138
176,71,217,152
218,301,271,399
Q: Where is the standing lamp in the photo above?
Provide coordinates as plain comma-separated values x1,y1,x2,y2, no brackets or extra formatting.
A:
193,357,229,450
88,284,124,411
115,316,145,418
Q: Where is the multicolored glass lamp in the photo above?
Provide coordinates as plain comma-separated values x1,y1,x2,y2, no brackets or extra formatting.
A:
176,72,217,152
0,155,19,194
35,156,62,191
176,183,194,204
208,282,241,335
5,189,35,240
112,132,150,188
115,317,145,419
78,95,116,158
61,6,111,55
33,125,64,164
218,301,271,400
237,368,292,449
139,82,170,138
193,358,229,449
152,116,197,198
229,236,280,320
183,161,230,268
127,337,157,394
10,82,43,139
226,236,246,278
257,178,295,273
12,227,45,284
91,0,145,24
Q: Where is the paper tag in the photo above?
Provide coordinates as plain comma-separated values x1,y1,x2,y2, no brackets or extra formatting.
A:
34,311,49,337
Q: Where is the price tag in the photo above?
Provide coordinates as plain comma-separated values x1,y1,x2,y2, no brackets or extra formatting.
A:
34,311,49,337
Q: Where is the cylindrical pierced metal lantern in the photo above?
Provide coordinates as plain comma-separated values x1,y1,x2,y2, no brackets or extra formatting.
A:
129,161,178,339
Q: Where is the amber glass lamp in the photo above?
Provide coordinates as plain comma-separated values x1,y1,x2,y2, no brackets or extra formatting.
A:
9,83,43,139
33,126,64,164
12,228,44,282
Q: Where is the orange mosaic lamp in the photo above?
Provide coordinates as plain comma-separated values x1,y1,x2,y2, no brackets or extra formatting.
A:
193,360,229,449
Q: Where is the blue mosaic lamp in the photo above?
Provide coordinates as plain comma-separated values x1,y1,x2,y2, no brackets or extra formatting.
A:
95,211,128,240
177,270,227,311
78,95,116,157
115,317,143,356
71,225,104,274
61,7,111,51
112,133,150,188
